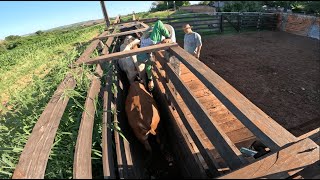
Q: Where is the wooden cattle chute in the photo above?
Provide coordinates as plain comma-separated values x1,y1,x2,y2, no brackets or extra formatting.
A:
11,14,319,179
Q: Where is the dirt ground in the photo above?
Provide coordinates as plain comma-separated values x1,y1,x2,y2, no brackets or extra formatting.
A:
177,31,320,137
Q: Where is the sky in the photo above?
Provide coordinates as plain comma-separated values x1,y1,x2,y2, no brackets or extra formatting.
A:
0,1,200,40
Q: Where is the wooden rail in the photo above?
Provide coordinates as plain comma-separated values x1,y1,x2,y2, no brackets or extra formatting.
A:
73,29,117,178
168,46,298,150
12,14,318,179
218,138,319,179
155,52,248,170
12,28,115,179
12,73,77,179
80,43,178,65
73,65,103,179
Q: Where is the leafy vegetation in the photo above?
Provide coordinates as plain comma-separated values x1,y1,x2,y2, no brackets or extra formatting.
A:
0,23,105,179
150,1,190,12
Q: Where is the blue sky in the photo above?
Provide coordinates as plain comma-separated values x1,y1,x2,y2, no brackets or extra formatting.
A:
0,1,200,40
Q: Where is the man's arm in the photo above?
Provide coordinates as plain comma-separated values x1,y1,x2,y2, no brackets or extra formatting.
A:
124,39,141,51
195,33,202,59
196,45,202,59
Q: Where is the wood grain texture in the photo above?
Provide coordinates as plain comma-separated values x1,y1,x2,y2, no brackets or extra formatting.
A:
12,74,77,179
73,67,102,179
168,46,297,150
81,43,178,65
218,138,319,179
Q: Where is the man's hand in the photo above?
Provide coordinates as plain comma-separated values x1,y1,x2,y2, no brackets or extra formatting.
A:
194,53,200,59
161,38,172,44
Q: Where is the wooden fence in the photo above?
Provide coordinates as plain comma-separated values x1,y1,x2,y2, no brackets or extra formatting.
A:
133,12,278,36
11,17,319,179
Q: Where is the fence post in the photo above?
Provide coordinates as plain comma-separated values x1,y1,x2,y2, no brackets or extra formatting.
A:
237,13,241,32
257,13,261,30
220,14,224,33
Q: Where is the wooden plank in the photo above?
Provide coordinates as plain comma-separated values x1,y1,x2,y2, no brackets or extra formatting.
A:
171,20,220,28
102,65,116,179
73,67,102,179
297,128,320,145
289,160,320,179
168,46,298,150
218,138,320,179
153,69,209,178
76,39,100,64
12,74,77,179
96,27,149,39
154,52,248,170
12,30,109,179
153,64,221,177
81,43,178,65
101,33,116,179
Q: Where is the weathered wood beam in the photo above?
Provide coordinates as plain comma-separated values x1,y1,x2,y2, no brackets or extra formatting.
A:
73,66,103,179
168,46,297,150
79,43,178,65
12,74,77,179
156,53,247,170
218,138,319,179
95,27,149,40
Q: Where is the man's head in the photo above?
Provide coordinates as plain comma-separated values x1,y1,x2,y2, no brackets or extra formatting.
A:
182,24,192,34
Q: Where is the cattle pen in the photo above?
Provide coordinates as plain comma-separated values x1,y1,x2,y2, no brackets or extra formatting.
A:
10,10,319,179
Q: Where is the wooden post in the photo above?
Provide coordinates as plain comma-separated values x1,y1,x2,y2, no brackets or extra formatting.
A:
132,11,136,21
220,14,224,33
100,1,110,27
257,13,261,30
237,13,241,32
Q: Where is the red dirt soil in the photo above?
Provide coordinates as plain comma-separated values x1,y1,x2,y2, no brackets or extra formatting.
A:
177,31,320,137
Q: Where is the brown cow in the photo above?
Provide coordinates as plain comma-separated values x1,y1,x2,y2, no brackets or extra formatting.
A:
125,80,160,152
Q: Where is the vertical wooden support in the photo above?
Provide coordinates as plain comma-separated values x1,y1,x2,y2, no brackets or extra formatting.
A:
220,14,224,33
100,1,110,27
237,14,241,32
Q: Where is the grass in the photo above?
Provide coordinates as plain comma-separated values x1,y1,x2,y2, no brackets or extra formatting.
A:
0,8,274,179
0,23,105,179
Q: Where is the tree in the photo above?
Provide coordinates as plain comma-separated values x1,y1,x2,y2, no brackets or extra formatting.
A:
223,1,263,12
35,30,44,35
150,1,190,12
198,1,211,5
303,1,320,14
5,35,21,41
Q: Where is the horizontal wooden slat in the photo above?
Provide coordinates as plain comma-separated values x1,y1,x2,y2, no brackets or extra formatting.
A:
298,128,320,145
80,43,178,65
171,20,220,28
155,52,248,170
96,27,149,39
168,46,297,150
12,73,77,179
218,138,319,179
153,57,221,177
153,63,211,178
76,39,100,64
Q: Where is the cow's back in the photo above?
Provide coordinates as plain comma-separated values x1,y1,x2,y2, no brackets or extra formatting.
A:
125,82,160,142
